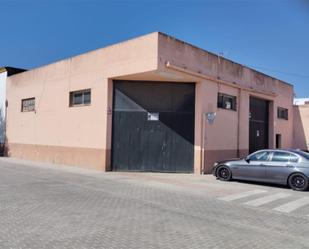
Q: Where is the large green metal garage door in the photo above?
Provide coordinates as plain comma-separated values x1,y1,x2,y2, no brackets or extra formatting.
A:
112,80,195,173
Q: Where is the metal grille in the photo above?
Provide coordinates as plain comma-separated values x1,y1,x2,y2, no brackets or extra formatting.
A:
69,89,91,107
21,98,35,112
217,93,237,111
277,107,288,120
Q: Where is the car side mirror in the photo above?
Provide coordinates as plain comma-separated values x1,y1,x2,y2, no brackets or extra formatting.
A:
245,157,251,163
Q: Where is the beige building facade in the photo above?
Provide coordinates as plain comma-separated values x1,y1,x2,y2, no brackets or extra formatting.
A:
293,102,309,152
5,32,294,173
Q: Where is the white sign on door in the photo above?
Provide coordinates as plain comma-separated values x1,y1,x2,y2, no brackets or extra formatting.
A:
148,112,159,121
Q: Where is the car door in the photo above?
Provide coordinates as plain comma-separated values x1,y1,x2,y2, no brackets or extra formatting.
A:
233,151,270,181
266,151,298,184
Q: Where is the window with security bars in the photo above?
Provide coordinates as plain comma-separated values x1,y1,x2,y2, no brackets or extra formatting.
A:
217,93,237,111
277,107,288,120
69,89,91,107
21,98,35,112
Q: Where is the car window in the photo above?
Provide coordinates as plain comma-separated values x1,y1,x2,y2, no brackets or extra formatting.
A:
271,152,291,163
249,151,270,161
290,154,299,163
294,151,309,161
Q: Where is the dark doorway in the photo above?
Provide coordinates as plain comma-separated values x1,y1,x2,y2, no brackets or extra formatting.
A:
112,80,195,173
276,134,282,149
249,97,269,154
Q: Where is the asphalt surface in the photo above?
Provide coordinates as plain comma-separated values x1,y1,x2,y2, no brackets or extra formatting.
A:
0,158,309,249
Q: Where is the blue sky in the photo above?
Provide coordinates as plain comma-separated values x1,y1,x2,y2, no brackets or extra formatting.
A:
0,0,308,97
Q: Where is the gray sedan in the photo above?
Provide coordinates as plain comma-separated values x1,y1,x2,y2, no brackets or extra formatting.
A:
212,149,309,191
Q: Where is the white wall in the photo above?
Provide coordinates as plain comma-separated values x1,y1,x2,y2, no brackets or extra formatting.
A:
294,98,309,106
0,71,7,144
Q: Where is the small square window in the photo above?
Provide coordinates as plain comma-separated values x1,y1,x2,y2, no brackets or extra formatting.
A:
21,98,35,112
70,89,91,107
217,93,237,111
277,107,288,120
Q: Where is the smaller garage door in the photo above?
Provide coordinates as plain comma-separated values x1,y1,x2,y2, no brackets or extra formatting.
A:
249,97,269,153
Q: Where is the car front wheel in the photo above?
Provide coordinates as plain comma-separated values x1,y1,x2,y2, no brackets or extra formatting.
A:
288,173,309,191
216,166,232,181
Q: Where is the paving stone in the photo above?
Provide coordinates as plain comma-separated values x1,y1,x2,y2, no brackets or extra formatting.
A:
0,158,308,249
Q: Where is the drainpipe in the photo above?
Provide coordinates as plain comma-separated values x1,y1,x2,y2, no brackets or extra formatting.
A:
237,89,241,157
201,113,206,174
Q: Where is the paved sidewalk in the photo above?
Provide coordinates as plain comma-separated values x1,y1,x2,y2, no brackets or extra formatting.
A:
0,158,309,249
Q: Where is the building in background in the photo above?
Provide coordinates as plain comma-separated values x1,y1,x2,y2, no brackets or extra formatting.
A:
293,98,309,152
0,69,7,147
5,32,294,173
294,98,309,106
0,67,26,155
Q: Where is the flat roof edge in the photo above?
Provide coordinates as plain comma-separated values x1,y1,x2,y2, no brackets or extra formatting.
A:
5,31,294,88
8,32,160,77
157,32,293,88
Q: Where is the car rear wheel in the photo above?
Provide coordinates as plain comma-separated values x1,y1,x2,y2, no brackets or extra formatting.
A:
216,166,232,181
288,173,309,191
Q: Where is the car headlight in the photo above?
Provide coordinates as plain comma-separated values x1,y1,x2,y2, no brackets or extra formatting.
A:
213,162,219,167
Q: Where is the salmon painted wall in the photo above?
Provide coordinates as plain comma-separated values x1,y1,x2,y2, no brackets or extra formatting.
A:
157,33,294,173
6,33,159,169
272,83,294,149
5,32,294,173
